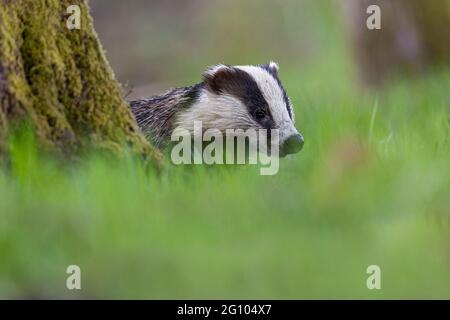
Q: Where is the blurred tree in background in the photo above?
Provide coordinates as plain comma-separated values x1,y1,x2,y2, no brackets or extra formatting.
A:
0,0,160,165
342,0,450,87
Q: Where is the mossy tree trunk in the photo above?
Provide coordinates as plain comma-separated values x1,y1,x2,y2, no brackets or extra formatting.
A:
342,0,450,87
0,0,160,165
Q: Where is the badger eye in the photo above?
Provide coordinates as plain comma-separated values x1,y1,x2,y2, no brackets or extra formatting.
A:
255,109,266,119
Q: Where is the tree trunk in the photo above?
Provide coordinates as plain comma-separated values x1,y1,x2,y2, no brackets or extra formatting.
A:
341,0,450,87
0,0,160,166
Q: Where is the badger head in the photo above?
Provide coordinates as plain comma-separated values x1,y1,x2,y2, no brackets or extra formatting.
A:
175,62,304,157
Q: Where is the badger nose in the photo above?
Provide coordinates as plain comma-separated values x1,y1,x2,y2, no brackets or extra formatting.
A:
281,133,304,156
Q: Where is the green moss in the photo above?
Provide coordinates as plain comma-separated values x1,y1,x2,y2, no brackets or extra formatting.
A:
0,0,161,166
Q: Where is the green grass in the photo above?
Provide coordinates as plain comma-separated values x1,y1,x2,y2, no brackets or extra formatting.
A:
1,68,449,299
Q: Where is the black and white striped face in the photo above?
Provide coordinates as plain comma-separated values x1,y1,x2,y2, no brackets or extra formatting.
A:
175,62,304,156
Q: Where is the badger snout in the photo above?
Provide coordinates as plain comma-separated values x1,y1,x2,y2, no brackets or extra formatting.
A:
280,133,304,157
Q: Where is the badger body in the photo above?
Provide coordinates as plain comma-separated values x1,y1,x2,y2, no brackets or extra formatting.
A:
130,62,304,156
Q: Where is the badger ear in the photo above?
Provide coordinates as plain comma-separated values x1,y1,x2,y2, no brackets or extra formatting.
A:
203,64,235,94
263,61,280,76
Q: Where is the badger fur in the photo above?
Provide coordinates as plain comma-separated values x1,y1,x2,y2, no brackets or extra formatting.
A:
130,62,304,156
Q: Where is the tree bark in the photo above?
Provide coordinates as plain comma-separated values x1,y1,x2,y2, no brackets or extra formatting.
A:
0,0,160,165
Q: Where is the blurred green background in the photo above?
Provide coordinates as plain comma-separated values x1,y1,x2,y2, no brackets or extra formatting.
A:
0,0,449,298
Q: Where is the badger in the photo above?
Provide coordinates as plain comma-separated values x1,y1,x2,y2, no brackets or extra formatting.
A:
130,62,304,157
